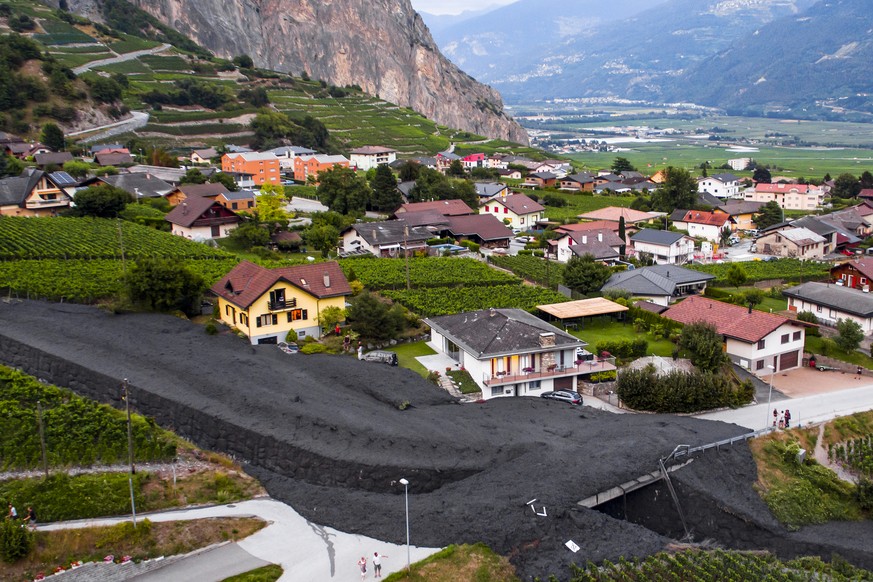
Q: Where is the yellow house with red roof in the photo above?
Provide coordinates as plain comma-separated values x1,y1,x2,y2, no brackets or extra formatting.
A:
211,261,352,344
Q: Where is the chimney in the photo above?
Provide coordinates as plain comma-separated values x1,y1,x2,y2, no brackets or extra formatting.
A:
181,202,188,215
538,332,556,348
323,273,331,288
489,307,496,317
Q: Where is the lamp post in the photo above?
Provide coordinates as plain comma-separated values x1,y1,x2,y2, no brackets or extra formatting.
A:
765,364,775,429
399,478,410,573
122,379,137,527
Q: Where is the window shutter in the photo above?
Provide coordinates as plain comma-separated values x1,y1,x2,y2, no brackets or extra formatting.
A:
256,318,262,328
302,309,308,320
287,312,293,323
272,314,278,325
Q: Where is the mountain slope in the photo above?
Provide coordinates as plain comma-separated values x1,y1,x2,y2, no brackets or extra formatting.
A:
69,0,528,144
671,0,873,115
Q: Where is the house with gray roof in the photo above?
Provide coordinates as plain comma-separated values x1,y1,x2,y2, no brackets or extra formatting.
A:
84,173,174,200
425,308,608,399
474,181,509,202
0,169,72,216
549,229,624,264
440,214,513,248
602,265,715,306
754,226,825,259
784,282,873,333
630,229,695,265
340,220,432,257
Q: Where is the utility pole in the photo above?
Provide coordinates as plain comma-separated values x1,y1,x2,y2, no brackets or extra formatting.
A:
36,400,48,480
404,225,411,290
122,379,137,527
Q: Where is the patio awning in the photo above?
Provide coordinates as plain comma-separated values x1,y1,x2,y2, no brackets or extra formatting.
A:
537,297,628,320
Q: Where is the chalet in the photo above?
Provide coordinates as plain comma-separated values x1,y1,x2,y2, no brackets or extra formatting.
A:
784,282,873,334
830,260,873,291
698,173,741,199
629,229,695,265
0,169,73,216
440,214,513,249
714,201,765,232
33,152,73,168
522,172,557,189
663,296,805,373
211,260,351,344
341,220,432,257
671,210,733,242
216,189,256,212
481,193,545,231
349,146,397,171
495,168,523,180
166,183,232,207
190,148,218,165
602,265,715,306
7,142,50,159
578,207,664,226
83,173,174,200
424,308,600,400
164,196,240,240
549,229,624,264
94,150,134,167
559,173,596,192
754,227,825,259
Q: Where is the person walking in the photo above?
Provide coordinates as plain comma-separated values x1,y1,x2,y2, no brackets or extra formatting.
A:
857,366,864,380
372,552,387,578
25,506,36,530
7,502,17,520
773,408,778,427
784,409,791,429
357,556,368,580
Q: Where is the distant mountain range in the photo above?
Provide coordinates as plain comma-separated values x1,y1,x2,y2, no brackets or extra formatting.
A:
425,0,873,119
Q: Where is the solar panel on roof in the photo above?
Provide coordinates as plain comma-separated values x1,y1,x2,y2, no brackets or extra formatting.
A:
49,171,77,186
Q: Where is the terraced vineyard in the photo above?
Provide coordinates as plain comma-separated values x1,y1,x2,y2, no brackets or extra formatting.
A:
339,257,519,290
567,550,873,581
488,254,566,288
0,217,233,260
382,284,568,317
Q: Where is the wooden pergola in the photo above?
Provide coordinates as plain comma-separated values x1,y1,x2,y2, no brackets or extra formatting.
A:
537,297,628,329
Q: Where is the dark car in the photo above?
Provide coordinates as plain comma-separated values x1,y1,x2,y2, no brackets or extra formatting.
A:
361,350,398,366
540,390,583,405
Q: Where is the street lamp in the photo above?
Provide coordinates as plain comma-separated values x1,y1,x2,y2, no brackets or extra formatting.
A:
399,478,410,573
765,365,775,429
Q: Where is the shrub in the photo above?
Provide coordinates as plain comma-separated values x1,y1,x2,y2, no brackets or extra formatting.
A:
204,322,218,335
426,370,440,385
589,370,617,383
285,329,298,343
594,338,648,360
299,343,327,354
617,364,752,413
0,518,33,562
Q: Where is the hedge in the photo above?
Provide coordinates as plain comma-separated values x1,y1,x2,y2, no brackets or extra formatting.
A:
626,305,684,334
594,338,648,359
617,364,754,413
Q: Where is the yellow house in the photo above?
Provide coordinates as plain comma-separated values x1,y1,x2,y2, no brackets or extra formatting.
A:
210,260,352,344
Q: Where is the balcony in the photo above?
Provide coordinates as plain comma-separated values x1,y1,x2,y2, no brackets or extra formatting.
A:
25,197,68,209
268,299,297,311
483,358,616,387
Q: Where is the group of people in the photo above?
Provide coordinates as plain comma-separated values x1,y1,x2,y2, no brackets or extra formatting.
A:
357,552,387,579
773,408,792,429
6,502,36,529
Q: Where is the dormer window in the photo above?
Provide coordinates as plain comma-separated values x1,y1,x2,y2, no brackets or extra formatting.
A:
300,278,307,286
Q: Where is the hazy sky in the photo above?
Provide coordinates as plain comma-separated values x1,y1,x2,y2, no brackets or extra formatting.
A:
410,0,518,16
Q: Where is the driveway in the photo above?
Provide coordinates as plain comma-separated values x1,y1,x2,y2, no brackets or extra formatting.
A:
287,196,328,213
40,498,440,581
766,366,871,397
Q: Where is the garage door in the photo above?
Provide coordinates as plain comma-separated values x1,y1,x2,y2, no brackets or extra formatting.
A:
555,376,574,390
779,350,798,371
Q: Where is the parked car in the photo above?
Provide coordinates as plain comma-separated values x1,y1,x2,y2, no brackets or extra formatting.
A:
361,350,398,366
277,342,299,354
540,390,583,405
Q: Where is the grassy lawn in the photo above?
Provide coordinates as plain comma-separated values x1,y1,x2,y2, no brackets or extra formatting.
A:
447,370,480,394
571,317,677,357
4,517,266,582
384,544,518,582
388,341,436,377
221,565,283,582
717,286,788,313
805,335,873,369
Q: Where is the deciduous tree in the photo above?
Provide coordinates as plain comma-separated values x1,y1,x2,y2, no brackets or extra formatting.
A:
832,173,861,199
725,264,748,288
679,322,727,372
754,200,783,230
650,167,697,213
70,184,131,218
835,318,864,352
126,258,206,316
346,292,406,340
254,183,291,226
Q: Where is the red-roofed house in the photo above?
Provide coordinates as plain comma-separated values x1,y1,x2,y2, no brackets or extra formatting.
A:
663,296,805,373
831,260,873,291
481,193,545,231
461,153,486,169
671,210,733,242
744,183,824,210
394,199,474,217
164,196,240,240
211,260,352,344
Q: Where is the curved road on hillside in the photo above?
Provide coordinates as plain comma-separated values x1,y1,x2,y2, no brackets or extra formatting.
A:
71,43,172,75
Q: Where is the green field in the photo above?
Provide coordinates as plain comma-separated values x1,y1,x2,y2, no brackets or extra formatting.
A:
387,341,436,378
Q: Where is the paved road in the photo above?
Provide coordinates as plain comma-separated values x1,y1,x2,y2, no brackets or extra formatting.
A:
40,498,440,581
696,382,873,431
287,196,329,213
72,43,172,75
67,111,150,143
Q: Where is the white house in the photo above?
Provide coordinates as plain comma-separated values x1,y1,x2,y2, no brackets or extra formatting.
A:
424,308,613,400
164,196,240,240
698,173,741,199
784,282,873,334
629,229,695,265
349,146,397,171
671,210,733,242
664,295,806,373
481,193,545,231
549,229,624,264
340,220,431,257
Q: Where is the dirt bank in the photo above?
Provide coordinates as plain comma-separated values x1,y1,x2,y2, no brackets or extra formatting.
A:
1,300,870,580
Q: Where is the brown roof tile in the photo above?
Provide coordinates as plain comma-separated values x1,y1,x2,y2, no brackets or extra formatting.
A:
663,295,792,343
492,193,545,215
210,260,352,309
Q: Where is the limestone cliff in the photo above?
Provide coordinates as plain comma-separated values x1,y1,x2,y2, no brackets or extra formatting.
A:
102,0,529,144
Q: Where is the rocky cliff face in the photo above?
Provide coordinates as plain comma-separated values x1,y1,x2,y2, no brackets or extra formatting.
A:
116,0,528,144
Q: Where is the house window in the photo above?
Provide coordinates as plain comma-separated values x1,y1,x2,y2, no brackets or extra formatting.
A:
757,339,766,350
248,201,253,208
504,208,508,214
231,202,238,210
257,314,278,327
756,360,765,370
529,380,541,390
817,305,822,313
240,313,248,326
793,331,801,341
781,334,789,344
286,309,308,322
863,278,868,285
830,309,836,318
490,386,504,398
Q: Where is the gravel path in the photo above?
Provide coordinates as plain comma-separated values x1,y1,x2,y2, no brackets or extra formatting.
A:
71,43,172,75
